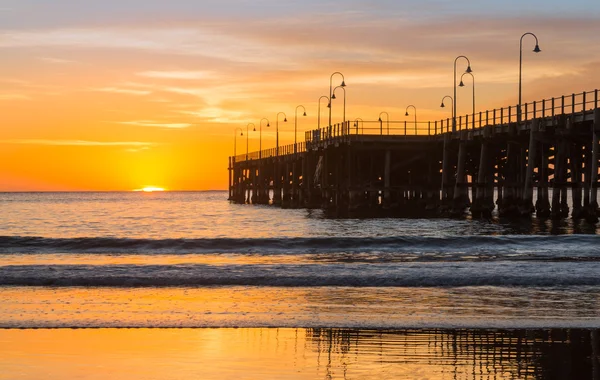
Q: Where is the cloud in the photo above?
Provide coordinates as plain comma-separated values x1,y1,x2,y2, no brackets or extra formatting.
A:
0,139,157,147
116,120,193,128
0,93,30,100
137,70,218,80
91,87,152,96
38,56,75,64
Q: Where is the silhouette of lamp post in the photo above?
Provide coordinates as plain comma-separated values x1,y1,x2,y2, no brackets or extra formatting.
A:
245,123,254,161
294,105,306,154
459,72,475,118
519,32,541,123
329,72,346,128
440,96,454,132
354,118,364,134
276,112,287,156
332,85,346,127
233,127,243,159
453,55,472,132
318,95,330,130
378,111,390,135
256,118,270,159
405,105,417,135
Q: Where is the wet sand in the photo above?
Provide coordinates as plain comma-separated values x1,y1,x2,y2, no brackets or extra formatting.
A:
0,328,598,380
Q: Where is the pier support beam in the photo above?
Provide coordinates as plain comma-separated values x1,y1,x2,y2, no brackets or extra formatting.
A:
588,108,600,222
522,119,539,216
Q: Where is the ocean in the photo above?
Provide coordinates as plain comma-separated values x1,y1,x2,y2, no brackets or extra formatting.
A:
1,191,599,379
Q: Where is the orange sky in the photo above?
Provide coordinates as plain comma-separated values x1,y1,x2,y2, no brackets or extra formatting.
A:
1,2,599,191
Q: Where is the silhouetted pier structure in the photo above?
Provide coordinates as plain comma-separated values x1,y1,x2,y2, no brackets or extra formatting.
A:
228,90,600,222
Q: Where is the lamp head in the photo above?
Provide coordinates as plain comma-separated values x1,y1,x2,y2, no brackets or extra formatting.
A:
533,44,541,53
327,103,331,108
284,118,287,122
459,80,465,87
378,117,382,122
267,123,270,127
341,80,346,87
440,102,445,108
466,66,473,73
241,132,244,136
303,112,307,117
405,111,409,116
331,93,337,100
253,127,256,132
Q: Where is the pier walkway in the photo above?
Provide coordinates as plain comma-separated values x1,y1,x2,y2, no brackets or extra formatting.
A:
228,90,600,221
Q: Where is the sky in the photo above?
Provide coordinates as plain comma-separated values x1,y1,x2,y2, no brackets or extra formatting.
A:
0,0,599,191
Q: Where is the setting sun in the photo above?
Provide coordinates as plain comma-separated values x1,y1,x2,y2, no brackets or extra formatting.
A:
134,187,166,193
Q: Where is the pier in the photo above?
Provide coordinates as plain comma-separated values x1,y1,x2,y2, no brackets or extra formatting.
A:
228,90,600,222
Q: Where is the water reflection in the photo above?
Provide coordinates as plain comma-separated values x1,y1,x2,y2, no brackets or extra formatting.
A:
306,328,600,380
0,328,597,379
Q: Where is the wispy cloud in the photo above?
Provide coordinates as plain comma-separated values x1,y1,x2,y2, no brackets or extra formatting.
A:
137,70,218,80
38,57,75,64
91,87,152,96
0,139,157,147
116,120,193,129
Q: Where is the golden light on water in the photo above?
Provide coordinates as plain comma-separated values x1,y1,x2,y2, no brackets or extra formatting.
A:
134,187,166,192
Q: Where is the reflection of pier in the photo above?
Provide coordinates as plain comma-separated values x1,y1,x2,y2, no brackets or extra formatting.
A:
305,328,600,380
229,90,599,222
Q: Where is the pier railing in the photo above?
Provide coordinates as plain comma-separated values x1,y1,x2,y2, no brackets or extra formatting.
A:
233,89,599,163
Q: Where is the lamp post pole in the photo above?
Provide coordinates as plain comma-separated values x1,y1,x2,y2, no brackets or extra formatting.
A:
332,86,346,129
258,118,270,160
440,96,454,132
378,111,389,135
294,105,306,154
459,72,475,117
329,72,346,128
318,95,330,130
246,123,254,161
276,112,287,157
453,55,472,132
354,118,363,134
405,105,417,135
519,32,541,123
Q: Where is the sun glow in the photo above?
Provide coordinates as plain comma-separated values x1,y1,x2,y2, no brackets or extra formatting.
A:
134,187,166,192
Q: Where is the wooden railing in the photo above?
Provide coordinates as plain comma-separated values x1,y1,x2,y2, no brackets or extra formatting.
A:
232,89,599,163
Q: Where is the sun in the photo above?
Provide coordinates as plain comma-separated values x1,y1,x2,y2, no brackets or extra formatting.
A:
133,186,166,193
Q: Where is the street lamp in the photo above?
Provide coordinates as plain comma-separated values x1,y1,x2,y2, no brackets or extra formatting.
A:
354,118,364,134
405,105,417,135
294,105,306,154
318,95,330,130
440,96,454,132
332,85,346,126
276,112,287,156
453,55,472,132
255,118,270,159
459,72,475,117
519,32,541,123
329,72,346,128
234,127,243,158
245,123,254,160
378,111,390,135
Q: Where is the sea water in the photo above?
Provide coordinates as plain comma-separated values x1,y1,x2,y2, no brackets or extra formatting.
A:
1,191,599,379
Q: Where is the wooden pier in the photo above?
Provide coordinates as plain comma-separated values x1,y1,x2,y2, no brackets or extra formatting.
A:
228,90,600,222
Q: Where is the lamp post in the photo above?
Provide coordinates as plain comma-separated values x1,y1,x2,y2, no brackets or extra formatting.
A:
378,111,390,135
332,85,346,127
519,32,541,123
354,118,364,134
318,95,330,130
257,118,270,159
459,72,475,117
245,123,254,161
294,105,306,154
329,72,346,128
453,55,472,132
276,112,287,156
440,96,454,132
234,127,243,159
405,105,417,135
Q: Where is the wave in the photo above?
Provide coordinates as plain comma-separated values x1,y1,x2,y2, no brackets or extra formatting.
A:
2,261,600,287
1,235,599,255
